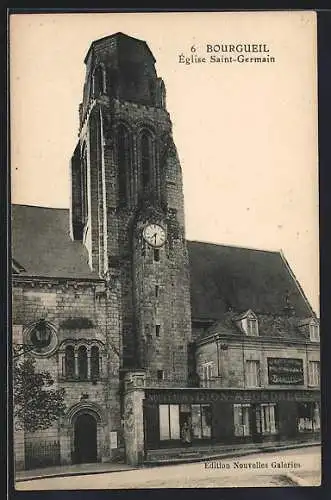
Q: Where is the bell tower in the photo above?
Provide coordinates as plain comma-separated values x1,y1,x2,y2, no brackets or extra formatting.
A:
70,33,192,384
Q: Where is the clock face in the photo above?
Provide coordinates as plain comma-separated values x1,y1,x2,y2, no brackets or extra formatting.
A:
143,223,166,247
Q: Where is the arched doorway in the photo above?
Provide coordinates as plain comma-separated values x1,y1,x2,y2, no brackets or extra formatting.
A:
73,413,98,464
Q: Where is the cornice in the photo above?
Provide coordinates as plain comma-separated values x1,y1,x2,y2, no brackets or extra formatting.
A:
12,275,104,290
197,333,320,349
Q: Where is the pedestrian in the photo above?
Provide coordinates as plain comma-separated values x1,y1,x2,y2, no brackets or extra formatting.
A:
181,421,191,445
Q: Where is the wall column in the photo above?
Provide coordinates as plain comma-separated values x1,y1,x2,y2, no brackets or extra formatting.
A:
59,424,72,465
123,370,146,465
13,325,25,471
74,351,79,378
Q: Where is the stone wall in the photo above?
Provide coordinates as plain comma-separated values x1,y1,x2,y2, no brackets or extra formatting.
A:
12,277,121,467
196,337,320,389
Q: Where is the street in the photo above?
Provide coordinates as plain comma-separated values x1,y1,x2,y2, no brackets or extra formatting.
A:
15,445,321,490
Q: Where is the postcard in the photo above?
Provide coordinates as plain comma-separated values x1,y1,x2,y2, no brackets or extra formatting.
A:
10,11,320,489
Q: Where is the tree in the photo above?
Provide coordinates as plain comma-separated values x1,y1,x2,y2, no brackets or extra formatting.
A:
13,349,66,432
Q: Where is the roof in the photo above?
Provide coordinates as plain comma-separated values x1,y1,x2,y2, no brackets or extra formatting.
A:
187,240,313,319
84,32,156,64
195,311,314,343
11,206,314,319
11,205,99,279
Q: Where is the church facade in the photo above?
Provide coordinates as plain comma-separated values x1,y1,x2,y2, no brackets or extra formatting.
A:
12,33,320,471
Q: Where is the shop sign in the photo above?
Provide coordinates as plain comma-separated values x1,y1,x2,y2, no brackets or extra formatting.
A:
145,387,318,403
267,358,304,385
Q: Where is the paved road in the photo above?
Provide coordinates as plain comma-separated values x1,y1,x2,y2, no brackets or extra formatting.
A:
16,446,321,490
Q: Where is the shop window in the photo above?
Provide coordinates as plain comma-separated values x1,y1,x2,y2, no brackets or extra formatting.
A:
246,360,261,387
91,346,100,380
233,404,251,436
65,345,75,378
78,346,88,380
256,403,277,435
298,402,320,432
201,362,214,388
308,361,320,387
309,323,320,342
159,404,180,440
191,404,212,439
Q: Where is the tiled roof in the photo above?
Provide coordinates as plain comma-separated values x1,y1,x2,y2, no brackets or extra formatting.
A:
11,205,99,279
11,206,314,321
187,240,313,320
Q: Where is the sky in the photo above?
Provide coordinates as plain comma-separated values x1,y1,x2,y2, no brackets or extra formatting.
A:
10,11,319,314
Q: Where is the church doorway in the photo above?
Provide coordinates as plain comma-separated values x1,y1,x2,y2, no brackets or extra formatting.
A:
73,413,98,464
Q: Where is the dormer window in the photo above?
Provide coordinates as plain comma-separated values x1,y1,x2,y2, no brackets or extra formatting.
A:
247,317,259,336
235,310,259,336
309,322,320,342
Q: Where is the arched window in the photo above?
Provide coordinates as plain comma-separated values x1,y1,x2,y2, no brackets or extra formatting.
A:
93,66,104,96
65,345,75,378
141,131,153,189
117,125,130,203
78,346,88,380
81,146,88,224
91,346,100,380
160,80,166,108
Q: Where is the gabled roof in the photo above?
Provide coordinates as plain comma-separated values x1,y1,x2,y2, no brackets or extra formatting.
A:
233,309,258,321
11,205,99,279
187,240,314,320
11,206,315,320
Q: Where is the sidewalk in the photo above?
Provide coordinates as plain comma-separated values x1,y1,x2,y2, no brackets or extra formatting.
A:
16,461,136,482
144,439,320,466
15,440,320,482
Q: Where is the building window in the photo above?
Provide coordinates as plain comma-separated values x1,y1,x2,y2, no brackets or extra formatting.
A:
93,65,105,96
297,402,321,432
154,249,160,262
78,346,88,380
309,323,320,342
159,404,180,440
81,147,88,224
201,362,214,388
157,369,164,380
191,404,212,439
155,324,161,337
91,346,100,380
155,285,159,298
246,360,260,387
63,343,103,381
247,317,259,336
65,345,75,378
308,361,320,386
141,131,153,189
117,125,130,203
256,403,277,435
233,404,251,436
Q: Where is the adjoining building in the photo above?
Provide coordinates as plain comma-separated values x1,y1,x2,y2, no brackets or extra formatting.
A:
12,32,320,470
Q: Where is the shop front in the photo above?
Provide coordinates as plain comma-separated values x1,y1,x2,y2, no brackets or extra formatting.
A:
143,388,320,452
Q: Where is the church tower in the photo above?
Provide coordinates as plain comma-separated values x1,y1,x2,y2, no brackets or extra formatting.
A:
70,33,192,384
